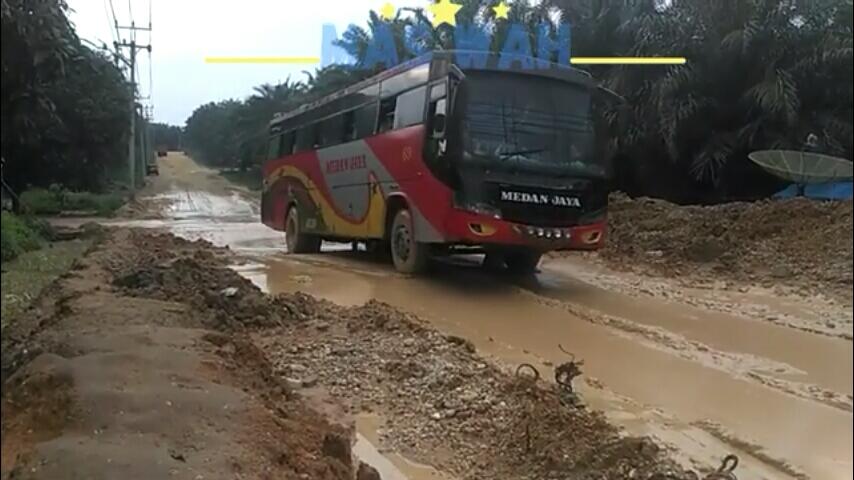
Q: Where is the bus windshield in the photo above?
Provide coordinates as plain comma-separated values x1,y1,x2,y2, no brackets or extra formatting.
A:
457,71,604,177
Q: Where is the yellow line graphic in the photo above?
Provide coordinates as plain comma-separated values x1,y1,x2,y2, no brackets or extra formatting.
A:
571,57,686,65
205,57,321,64
206,56,685,65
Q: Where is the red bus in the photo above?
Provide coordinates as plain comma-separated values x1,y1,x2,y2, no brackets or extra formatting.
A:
262,51,611,274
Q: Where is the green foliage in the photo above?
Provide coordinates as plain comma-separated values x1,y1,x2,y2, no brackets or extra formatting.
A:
183,74,368,170
183,0,853,202
1,0,133,192
1,212,44,262
21,186,125,216
151,123,183,151
2,238,91,325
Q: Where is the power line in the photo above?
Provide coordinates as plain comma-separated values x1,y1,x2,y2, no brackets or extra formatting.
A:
107,0,121,41
102,0,117,45
145,0,153,104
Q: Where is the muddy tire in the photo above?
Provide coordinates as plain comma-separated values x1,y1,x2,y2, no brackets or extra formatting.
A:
390,209,429,274
285,206,321,254
504,250,542,275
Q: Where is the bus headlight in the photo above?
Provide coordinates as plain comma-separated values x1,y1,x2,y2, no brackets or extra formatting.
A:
457,202,502,219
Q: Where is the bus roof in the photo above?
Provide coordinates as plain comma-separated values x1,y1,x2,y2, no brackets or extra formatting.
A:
269,50,594,129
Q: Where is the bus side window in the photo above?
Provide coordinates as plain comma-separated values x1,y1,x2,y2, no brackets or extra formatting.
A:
342,110,357,142
377,97,396,133
319,115,345,147
355,103,378,138
279,131,295,156
394,86,427,130
295,124,317,152
267,134,282,160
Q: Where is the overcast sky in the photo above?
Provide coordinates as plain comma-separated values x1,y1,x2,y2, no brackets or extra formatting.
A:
68,0,425,125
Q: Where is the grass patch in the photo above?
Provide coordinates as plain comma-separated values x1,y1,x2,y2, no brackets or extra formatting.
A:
220,168,263,191
21,186,125,216
1,239,92,327
1,212,50,262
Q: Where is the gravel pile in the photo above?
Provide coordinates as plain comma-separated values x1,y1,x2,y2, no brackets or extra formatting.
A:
259,299,694,480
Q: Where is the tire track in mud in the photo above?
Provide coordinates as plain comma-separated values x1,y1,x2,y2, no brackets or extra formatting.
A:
510,286,848,480
522,288,853,413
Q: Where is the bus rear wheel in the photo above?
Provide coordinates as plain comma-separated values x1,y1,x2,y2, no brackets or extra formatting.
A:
285,206,321,254
390,209,429,274
504,250,542,275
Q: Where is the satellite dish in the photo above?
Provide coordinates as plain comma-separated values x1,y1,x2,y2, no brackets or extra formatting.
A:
749,150,854,184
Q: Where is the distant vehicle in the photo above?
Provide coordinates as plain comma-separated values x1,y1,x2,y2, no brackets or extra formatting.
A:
261,51,611,274
157,149,168,157
146,161,159,176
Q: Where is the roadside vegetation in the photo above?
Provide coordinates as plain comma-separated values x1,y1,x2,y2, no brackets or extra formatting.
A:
0,212,51,262
20,187,125,216
150,122,183,151
1,238,91,326
182,0,852,204
1,209,91,328
1,0,137,203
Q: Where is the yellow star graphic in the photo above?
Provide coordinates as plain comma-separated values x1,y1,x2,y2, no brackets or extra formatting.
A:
428,0,462,27
379,2,396,20
493,1,510,20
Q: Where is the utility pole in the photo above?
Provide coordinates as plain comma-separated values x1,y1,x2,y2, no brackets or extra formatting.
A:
115,23,151,196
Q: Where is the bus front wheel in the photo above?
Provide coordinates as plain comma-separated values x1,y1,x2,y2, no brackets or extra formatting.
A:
285,206,321,254
390,209,429,274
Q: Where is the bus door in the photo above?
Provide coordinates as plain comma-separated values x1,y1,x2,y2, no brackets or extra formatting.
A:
317,114,372,238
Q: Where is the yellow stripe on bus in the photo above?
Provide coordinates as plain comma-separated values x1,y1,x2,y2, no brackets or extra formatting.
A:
267,165,387,238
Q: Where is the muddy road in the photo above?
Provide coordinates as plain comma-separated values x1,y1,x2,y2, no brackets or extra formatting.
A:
63,153,854,479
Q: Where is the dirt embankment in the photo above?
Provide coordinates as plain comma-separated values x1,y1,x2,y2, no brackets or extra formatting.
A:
0,228,713,480
1,229,368,480
598,193,853,303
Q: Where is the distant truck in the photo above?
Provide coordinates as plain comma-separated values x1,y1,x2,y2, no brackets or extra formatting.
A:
146,160,159,176
156,149,168,158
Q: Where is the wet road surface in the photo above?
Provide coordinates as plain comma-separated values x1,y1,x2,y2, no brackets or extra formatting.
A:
121,154,854,479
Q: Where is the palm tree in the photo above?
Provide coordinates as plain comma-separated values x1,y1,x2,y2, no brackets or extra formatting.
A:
652,0,853,190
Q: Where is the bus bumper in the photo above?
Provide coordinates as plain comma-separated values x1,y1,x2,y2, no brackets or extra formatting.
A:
442,210,606,251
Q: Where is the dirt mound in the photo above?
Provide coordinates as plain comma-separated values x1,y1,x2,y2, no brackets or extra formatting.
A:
105,229,284,330
260,297,696,480
114,256,283,329
601,193,853,301
1,229,359,480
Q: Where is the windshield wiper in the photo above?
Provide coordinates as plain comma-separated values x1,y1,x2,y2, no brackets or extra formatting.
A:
499,147,547,158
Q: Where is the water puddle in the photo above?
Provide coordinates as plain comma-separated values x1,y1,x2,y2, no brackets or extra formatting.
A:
354,414,454,480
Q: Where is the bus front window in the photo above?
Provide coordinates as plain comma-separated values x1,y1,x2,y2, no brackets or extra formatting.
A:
457,71,605,178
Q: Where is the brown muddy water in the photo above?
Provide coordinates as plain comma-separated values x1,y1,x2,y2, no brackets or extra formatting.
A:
75,155,852,480
237,254,852,480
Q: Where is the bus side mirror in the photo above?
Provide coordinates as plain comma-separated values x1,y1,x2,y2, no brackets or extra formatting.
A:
431,98,448,139
432,114,446,138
